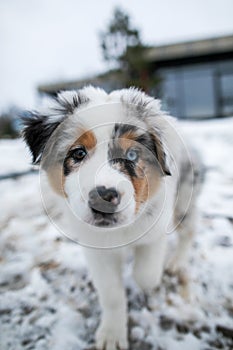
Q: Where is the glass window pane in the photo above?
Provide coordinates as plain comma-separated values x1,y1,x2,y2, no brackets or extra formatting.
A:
183,69,215,118
220,73,233,116
162,73,178,116
159,69,184,117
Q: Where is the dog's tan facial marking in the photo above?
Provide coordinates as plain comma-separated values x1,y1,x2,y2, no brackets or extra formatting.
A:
131,160,161,212
47,165,67,197
119,129,139,142
117,133,138,151
71,130,97,151
46,130,96,196
64,130,96,176
131,166,148,212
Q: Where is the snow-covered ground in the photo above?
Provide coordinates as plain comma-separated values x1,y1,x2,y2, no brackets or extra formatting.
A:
0,118,233,350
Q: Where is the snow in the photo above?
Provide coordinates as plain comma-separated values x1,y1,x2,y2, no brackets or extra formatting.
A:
0,139,31,175
0,117,233,350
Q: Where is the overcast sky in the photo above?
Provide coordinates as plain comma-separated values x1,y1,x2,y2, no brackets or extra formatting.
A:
0,0,233,110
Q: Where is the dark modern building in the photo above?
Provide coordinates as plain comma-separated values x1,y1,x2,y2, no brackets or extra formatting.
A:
147,34,233,119
38,34,233,119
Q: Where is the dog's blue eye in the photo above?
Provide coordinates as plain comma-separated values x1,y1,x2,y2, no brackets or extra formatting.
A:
126,149,138,162
71,147,87,161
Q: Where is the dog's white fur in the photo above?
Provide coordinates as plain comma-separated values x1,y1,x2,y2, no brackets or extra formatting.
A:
23,87,202,350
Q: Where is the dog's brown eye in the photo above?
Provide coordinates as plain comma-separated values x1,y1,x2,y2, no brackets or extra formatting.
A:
71,147,87,162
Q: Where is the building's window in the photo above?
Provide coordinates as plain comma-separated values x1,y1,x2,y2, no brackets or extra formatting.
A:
161,71,178,116
220,73,233,116
183,68,215,118
157,61,233,119
158,68,184,117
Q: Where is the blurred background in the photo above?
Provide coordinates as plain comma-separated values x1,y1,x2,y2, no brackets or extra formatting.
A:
0,0,233,137
1,2,233,350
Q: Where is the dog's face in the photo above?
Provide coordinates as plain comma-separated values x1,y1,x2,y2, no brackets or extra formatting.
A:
23,87,170,228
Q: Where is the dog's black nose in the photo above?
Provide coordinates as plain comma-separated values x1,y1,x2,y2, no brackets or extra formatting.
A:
88,186,121,214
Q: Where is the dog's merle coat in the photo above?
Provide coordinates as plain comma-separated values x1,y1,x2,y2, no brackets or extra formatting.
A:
22,86,203,350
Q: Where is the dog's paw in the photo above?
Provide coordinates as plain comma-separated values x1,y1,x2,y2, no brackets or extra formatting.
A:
166,257,194,302
166,254,187,275
96,322,128,350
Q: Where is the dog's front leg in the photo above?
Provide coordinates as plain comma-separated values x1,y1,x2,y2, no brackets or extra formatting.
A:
133,234,167,291
84,248,128,350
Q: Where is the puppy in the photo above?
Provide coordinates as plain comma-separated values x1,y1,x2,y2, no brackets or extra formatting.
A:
22,86,202,350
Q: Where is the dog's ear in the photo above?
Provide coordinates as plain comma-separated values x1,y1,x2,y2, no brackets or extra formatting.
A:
21,112,61,164
21,90,90,164
150,131,171,176
135,128,171,176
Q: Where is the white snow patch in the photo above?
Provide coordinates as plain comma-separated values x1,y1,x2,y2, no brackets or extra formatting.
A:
0,117,233,349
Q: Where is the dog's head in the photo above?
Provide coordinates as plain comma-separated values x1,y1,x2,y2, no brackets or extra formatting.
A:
22,87,171,228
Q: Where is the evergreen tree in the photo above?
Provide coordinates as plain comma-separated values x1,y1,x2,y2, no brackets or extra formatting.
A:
100,7,157,91
100,7,141,68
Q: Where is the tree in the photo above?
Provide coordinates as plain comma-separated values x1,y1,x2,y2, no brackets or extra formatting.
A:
100,7,156,91
0,108,19,138
100,7,141,68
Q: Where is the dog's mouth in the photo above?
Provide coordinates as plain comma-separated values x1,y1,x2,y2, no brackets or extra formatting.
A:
90,208,119,227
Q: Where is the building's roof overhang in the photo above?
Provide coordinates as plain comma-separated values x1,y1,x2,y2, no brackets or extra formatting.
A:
145,34,233,63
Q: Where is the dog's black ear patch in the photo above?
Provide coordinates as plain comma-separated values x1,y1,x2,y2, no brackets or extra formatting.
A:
21,91,90,165
134,130,171,176
21,112,61,164
150,132,171,176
